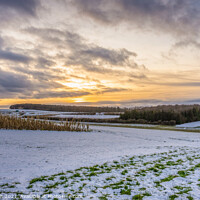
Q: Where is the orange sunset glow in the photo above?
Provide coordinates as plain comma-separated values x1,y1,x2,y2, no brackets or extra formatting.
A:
0,0,200,108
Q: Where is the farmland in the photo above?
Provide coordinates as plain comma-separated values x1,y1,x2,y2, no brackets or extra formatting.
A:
1,123,200,199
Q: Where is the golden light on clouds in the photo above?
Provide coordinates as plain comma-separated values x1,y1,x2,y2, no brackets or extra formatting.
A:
0,0,200,108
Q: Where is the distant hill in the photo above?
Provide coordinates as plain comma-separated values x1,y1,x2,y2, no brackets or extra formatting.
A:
10,103,127,113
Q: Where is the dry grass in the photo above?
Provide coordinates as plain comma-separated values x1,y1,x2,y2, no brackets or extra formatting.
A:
0,114,89,132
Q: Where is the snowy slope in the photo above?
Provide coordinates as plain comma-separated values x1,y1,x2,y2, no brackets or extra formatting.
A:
1,126,200,185
176,121,200,128
51,114,119,119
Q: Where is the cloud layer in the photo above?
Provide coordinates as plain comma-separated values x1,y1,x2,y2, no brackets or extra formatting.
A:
0,0,199,106
0,0,39,16
73,0,200,38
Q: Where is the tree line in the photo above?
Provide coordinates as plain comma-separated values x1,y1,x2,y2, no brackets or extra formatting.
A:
10,104,126,113
10,104,200,125
120,104,200,125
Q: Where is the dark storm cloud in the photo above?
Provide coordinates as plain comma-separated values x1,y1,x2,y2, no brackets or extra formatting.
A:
0,69,33,98
0,70,30,91
73,0,200,37
0,49,32,63
0,0,40,16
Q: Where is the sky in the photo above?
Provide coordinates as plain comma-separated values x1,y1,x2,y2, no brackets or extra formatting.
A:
0,0,200,108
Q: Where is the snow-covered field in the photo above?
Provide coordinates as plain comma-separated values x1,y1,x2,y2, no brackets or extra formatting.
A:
51,114,119,119
0,109,119,119
176,121,200,128
1,126,200,199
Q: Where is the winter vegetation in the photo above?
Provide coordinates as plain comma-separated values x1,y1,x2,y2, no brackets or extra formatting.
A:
10,104,126,113
2,147,200,199
10,104,200,126
120,104,200,125
0,114,89,132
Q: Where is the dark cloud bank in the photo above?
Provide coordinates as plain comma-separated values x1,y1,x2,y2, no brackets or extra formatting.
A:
0,0,39,16
73,0,200,38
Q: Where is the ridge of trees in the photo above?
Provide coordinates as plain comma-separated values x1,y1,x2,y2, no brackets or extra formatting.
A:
10,104,126,113
120,104,200,125
10,104,200,125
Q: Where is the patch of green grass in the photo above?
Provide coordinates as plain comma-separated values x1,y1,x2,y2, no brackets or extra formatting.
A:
121,169,128,175
120,188,131,195
26,185,33,189
174,186,192,194
135,181,140,186
48,177,54,181
160,175,178,182
89,166,100,172
0,183,9,187
166,160,181,166
103,180,124,189
169,194,179,200
126,177,132,182
195,163,200,168
154,163,166,170
98,196,108,200
177,170,190,178
29,176,48,184
43,182,61,190
143,192,151,196
88,172,98,177
132,194,143,200
106,176,115,181
139,187,146,191
59,176,67,180
71,173,81,178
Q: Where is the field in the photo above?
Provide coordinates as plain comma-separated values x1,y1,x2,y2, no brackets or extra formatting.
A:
0,109,119,120
1,125,200,199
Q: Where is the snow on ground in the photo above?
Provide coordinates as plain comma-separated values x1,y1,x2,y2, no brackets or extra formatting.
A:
0,109,77,116
176,121,200,128
1,126,200,199
87,122,156,127
52,114,119,119
0,109,119,119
